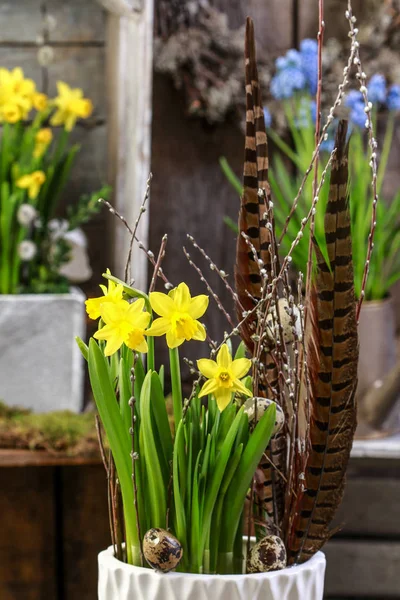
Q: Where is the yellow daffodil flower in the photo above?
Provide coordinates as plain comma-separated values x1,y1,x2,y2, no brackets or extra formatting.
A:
94,299,151,356
1,103,20,123
33,127,53,158
85,275,124,320
197,344,252,411
0,67,36,122
33,92,48,111
16,170,46,200
146,282,208,349
50,81,93,131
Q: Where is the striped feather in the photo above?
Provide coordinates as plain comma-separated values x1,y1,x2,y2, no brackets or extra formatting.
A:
287,120,358,563
235,17,284,527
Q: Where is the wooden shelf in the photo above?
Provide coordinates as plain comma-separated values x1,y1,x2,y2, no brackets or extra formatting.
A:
0,449,102,467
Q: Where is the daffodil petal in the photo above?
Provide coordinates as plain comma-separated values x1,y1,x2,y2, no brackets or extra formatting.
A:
188,295,209,319
103,336,123,357
149,292,175,317
166,329,184,349
100,300,129,324
146,317,170,337
197,358,218,379
134,312,151,329
198,378,219,398
230,357,252,379
85,297,102,320
192,322,207,341
214,388,233,411
171,282,191,310
93,324,113,341
135,338,148,353
126,331,148,353
233,378,252,397
127,298,145,314
217,344,232,369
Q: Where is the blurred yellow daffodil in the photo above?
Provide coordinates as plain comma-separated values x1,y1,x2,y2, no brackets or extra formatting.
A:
146,282,208,349
85,275,124,320
16,170,46,200
94,299,151,356
0,67,36,123
33,92,48,112
33,127,53,158
197,344,252,411
50,81,93,131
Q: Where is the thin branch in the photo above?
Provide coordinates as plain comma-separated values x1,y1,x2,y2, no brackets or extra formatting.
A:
344,2,379,318
149,234,168,293
125,173,152,284
129,366,144,567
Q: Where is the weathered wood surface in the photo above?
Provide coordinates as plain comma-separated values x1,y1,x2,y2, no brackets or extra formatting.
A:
0,464,109,600
0,467,56,600
324,540,400,598
0,449,102,467
62,465,109,600
0,0,105,43
105,3,154,290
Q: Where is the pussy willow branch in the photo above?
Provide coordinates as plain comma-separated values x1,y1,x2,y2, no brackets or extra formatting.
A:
125,173,152,284
149,234,168,292
129,366,144,567
278,39,356,245
305,0,324,315
95,415,116,554
186,234,244,312
99,195,171,287
183,246,236,330
345,1,378,319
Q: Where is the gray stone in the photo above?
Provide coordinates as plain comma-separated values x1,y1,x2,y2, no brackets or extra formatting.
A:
0,287,86,412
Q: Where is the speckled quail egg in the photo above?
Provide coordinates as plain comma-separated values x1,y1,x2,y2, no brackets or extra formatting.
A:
266,298,302,345
247,535,287,573
143,528,183,572
244,397,285,434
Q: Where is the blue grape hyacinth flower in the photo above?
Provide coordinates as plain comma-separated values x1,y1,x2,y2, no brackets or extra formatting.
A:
300,39,318,96
263,107,272,128
387,85,400,111
271,67,306,99
367,74,386,105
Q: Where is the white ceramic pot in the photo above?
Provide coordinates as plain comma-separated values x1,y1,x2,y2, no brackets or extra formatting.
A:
0,287,86,412
98,545,326,600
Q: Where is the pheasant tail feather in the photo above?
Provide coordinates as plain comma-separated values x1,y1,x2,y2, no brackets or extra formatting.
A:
288,120,358,562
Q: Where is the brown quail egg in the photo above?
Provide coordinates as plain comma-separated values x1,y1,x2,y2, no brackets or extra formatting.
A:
247,535,287,573
244,397,285,434
143,528,183,572
266,298,302,345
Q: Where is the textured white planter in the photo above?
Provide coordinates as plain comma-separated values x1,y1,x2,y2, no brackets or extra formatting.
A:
98,545,326,600
0,287,86,412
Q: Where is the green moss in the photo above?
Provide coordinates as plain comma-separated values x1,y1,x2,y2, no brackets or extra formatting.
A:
0,401,101,456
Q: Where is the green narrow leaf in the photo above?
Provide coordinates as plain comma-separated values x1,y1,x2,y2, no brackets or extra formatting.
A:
140,371,167,528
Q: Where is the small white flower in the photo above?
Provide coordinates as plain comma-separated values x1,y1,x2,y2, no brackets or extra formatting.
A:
17,204,37,227
18,240,37,261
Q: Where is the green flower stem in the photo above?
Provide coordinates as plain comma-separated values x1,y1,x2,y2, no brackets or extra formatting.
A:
147,335,155,372
169,347,183,428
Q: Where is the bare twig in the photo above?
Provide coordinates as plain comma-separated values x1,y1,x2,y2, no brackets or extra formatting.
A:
129,366,144,566
125,173,152,284
183,246,236,329
149,234,168,293
344,2,379,318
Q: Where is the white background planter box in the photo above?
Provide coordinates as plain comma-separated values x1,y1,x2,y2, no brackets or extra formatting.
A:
98,546,326,600
0,287,86,412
